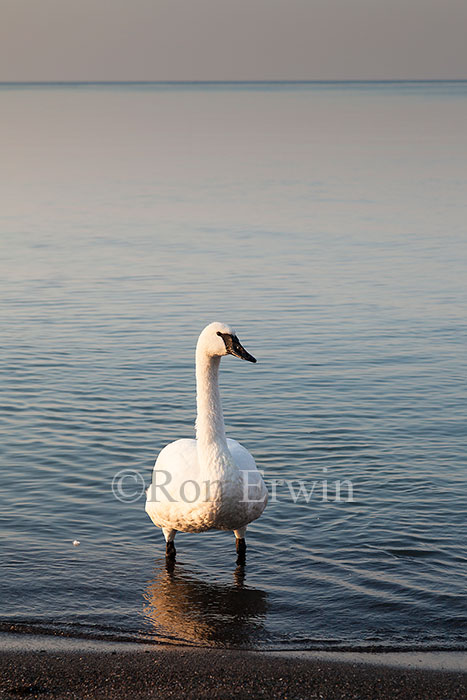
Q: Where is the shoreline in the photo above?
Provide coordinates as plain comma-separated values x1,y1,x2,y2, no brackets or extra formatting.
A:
1,631,467,667
1,634,466,700
1,632,466,670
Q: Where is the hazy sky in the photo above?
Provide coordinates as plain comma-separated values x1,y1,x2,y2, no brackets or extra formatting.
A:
1,0,467,81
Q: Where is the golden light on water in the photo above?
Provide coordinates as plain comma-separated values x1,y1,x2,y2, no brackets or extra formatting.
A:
142,562,268,647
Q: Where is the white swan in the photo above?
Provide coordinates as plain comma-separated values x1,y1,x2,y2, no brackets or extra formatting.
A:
145,322,268,564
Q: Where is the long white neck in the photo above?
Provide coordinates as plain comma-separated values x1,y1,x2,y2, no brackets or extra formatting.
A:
195,347,234,478
195,349,228,448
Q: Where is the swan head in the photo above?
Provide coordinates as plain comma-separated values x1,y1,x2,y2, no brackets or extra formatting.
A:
197,322,256,363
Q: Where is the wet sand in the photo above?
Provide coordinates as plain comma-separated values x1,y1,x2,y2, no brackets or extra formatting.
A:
1,645,466,700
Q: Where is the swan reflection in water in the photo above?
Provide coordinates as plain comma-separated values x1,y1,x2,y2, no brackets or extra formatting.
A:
142,560,268,647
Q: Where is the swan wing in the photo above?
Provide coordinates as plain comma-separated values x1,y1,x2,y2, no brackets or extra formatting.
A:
226,438,257,471
154,438,199,479
145,439,199,521
227,438,268,514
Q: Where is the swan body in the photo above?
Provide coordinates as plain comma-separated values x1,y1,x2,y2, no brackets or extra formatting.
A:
146,437,265,533
145,322,268,562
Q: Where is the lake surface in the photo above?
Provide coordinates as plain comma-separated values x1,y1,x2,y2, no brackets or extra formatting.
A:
1,81,466,650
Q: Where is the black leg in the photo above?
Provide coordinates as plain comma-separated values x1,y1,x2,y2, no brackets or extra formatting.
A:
166,540,176,560
165,558,175,574
236,537,246,565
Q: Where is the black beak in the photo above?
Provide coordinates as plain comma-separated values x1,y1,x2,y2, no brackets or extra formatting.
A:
217,332,257,363
231,338,257,363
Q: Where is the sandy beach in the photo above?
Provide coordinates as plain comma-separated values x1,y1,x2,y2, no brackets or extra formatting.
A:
0,639,466,700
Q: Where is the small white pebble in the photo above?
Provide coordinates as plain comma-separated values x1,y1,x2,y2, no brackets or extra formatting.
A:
72,540,80,546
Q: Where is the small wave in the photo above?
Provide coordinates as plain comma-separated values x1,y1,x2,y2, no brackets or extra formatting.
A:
386,548,438,558
2,622,466,653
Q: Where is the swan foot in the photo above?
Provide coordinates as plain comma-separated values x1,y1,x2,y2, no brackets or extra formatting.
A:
236,537,246,565
166,540,176,561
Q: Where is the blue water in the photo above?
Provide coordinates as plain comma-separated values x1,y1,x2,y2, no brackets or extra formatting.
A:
1,82,466,650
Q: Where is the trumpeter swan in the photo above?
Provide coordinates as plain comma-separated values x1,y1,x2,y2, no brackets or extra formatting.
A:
145,322,268,564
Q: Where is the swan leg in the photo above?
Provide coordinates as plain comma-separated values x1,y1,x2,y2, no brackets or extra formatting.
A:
163,528,177,560
234,528,247,565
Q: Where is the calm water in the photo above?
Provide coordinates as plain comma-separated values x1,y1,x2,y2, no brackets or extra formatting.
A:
1,82,466,650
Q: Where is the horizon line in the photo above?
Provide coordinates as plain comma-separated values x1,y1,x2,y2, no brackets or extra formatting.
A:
1,79,467,85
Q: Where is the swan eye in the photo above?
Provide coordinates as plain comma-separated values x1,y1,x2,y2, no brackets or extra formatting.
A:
216,331,234,351
217,331,231,346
